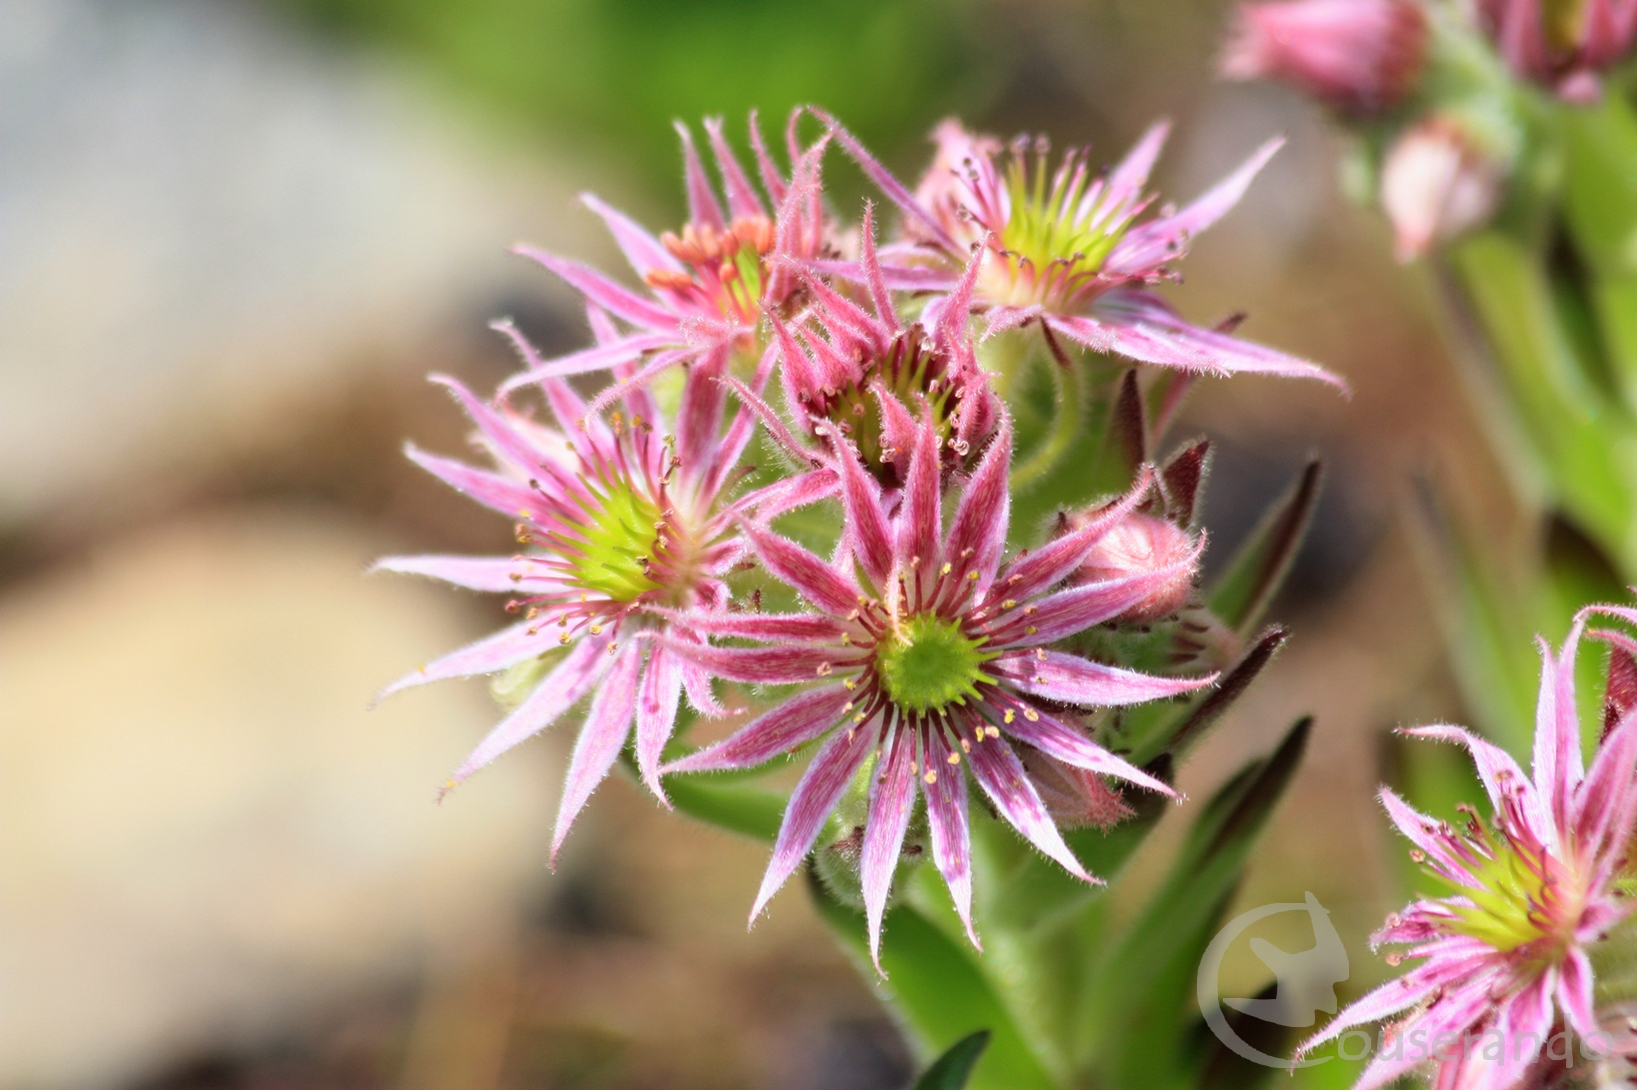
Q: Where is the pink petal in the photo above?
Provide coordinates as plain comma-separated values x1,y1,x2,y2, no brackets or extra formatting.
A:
1102,119,1171,216
993,650,1215,707
450,635,610,783
579,192,684,277
704,116,767,220
838,443,896,588
750,717,877,921
897,420,942,577
405,446,544,522
1403,725,1553,850
428,374,549,477
998,468,1153,602
1068,293,1346,388
923,728,979,947
735,468,842,521
380,619,555,699
665,685,852,775
945,421,1013,588
512,245,677,331
1577,709,1637,867
654,608,845,643
664,640,858,686
1379,788,1485,890
965,731,1096,883
1106,137,1283,276
986,565,1196,646
739,520,862,617
1558,948,1596,1037
748,108,788,207
993,696,1174,796
862,729,920,973
675,121,726,231
858,204,901,333
372,554,553,594
676,351,727,471
496,333,677,393
551,642,642,861
635,645,685,802
1533,626,1585,833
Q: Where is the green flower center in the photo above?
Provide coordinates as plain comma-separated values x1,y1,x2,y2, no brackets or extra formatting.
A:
809,329,958,486
875,613,995,715
568,482,663,603
995,152,1132,294
1432,824,1580,955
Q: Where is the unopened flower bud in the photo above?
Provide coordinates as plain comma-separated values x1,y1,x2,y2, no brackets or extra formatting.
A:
1474,0,1637,103
1075,512,1198,622
1380,117,1504,261
1221,0,1428,114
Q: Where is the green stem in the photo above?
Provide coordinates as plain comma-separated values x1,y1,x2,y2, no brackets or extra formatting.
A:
1008,359,1086,493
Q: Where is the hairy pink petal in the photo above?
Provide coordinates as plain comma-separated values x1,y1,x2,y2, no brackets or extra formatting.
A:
372,555,553,594
945,422,1013,588
551,643,642,861
635,645,685,802
405,446,545,522
450,635,610,784
966,732,1095,883
898,420,942,577
1103,119,1171,215
838,443,896,588
740,520,862,616
750,720,877,921
654,609,845,643
817,108,960,253
1378,788,1485,890
513,245,678,331
993,650,1215,707
665,640,856,686
1533,627,1585,832
999,468,1153,601
987,566,1195,646
862,731,920,973
923,729,979,947
579,192,684,277
1106,137,1283,275
379,619,555,699
665,685,852,775
996,698,1174,796
704,116,767,220
1403,725,1552,851
497,334,677,393
675,121,726,231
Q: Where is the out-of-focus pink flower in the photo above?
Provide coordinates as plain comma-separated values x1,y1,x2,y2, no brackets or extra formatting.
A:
763,206,1001,487
819,112,1345,388
373,362,836,861
1296,606,1637,1090
497,112,830,408
1221,0,1428,113
1072,510,1200,622
1381,116,1505,260
1474,0,1637,103
658,422,1214,971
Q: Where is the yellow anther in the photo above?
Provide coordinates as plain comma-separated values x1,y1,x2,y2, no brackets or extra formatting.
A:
1002,599,1017,609
1023,708,1039,722
1025,626,1038,635
946,752,961,766
1003,709,1015,724
844,678,857,690
924,770,938,785
941,562,953,575
986,726,1001,739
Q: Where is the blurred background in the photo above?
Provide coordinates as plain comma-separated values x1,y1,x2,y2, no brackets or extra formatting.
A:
0,0,1512,1086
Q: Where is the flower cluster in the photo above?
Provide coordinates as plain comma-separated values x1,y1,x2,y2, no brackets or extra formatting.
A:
379,109,1338,962
1298,606,1637,1090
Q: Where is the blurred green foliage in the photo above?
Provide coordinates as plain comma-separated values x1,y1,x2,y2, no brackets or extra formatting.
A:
277,0,1007,204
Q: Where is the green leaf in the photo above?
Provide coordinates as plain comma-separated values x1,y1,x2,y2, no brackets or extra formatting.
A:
807,870,1059,1090
1077,719,1311,1088
912,1030,993,1090
661,774,785,843
1403,473,1540,755
1206,461,1321,637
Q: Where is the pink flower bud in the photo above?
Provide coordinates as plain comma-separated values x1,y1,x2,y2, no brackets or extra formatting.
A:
1075,512,1199,622
1221,0,1428,114
1474,0,1637,103
1380,117,1504,261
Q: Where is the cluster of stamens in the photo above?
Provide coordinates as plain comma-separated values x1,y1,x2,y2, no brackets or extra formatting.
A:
502,413,700,653
646,215,777,324
1410,778,1582,957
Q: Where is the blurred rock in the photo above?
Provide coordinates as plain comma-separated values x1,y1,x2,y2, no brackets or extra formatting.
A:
0,509,555,1089
0,0,602,529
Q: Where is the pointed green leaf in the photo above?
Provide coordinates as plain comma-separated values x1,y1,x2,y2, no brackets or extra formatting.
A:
912,1030,992,1090
1125,627,1289,766
1206,461,1321,637
1078,719,1311,1087
807,870,1059,1090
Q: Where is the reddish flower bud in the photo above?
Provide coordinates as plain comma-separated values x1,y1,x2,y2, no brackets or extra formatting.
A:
1221,0,1428,114
1074,512,1199,622
1474,0,1637,103
1380,116,1505,261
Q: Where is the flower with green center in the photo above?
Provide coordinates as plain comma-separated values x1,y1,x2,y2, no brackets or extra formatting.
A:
1474,0,1637,103
374,364,839,863
659,419,1214,972
1297,606,1637,1090
875,613,996,714
820,111,1343,387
